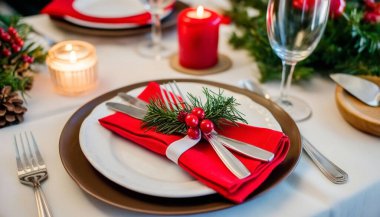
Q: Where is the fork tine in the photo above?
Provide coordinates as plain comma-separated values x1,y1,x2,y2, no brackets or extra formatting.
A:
19,133,32,170
167,82,183,109
164,83,180,110
159,84,171,110
30,131,45,166
173,80,188,105
24,131,38,168
14,135,25,172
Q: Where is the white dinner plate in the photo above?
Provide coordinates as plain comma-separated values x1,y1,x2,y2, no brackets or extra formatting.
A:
73,0,147,18
79,82,282,198
67,0,173,29
63,9,172,29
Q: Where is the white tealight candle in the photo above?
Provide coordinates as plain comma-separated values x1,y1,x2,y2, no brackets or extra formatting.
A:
46,40,98,96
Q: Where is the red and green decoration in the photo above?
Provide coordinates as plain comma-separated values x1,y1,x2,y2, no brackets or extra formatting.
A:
228,0,380,82
0,16,47,128
142,88,247,140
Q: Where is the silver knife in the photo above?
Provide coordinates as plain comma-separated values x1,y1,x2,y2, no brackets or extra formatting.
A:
109,97,274,162
118,93,149,110
330,73,380,107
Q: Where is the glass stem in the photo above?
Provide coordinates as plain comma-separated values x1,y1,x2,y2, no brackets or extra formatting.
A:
279,60,296,102
151,12,162,54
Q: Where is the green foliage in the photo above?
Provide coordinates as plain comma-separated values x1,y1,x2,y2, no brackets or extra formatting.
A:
142,88,247,135
0,16,47,92
228,0,380,82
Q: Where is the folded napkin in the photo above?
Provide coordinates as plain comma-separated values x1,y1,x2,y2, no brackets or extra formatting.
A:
99,82,290,203
41,0,174,25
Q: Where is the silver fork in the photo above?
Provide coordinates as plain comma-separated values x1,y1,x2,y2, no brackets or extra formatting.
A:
240,79,348,184
160,82,251,179
14,131,53,217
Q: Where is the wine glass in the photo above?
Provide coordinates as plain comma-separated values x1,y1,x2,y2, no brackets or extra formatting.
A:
138,0,175,60
266,0,330,121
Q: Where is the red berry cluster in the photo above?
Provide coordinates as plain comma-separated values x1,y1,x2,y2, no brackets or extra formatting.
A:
177,107,215,140
292,0,346,18
0,27,33,63
364,0,380,23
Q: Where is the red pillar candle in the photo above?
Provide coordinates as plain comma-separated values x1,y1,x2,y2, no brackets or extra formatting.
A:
178,6,221,69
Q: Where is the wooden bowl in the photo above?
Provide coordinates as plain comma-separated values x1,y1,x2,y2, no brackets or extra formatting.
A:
335,76,380,137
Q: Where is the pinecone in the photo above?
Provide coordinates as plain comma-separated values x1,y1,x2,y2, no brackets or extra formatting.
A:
0,86,27,128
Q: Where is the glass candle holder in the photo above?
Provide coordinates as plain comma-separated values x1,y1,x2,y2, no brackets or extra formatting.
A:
46,40,98,96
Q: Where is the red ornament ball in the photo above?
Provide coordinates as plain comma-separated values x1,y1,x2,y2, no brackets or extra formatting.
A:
185,114,199,128
191,107,205,120
187,127,200,140
200,119,214,135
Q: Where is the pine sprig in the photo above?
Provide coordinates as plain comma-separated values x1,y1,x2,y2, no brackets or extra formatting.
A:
143,98,188,134
228,0,380,82
187,88,247,128
142,88,247,135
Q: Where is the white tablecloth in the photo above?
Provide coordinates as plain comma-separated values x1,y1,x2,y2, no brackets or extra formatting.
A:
1,6,380,217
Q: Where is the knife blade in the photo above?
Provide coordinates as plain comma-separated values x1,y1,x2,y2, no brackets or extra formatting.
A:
106,102,147,120
118,92,148,110
113,95,275,162
330,73,380,107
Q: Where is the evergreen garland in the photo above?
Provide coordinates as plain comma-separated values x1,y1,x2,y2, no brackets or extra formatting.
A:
228,0,380,82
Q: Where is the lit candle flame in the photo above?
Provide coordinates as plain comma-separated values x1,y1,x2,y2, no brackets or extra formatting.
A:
196,6,204,18
65,44,73,51
69,51,77,63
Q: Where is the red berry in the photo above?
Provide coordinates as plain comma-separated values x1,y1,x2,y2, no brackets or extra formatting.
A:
2,48,11,57
191,107,205,120
185,114,199,128
11,44,21,52
364,11,380,23
14,37,24,47
27,57,34,63
177,110,188,122
7,27,17,36
200,119,214,135
1,32,11,42
22,55,34,63
187,127,200,140
329,0,346,18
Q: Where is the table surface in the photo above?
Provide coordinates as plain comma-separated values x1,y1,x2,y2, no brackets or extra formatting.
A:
1,2,380,217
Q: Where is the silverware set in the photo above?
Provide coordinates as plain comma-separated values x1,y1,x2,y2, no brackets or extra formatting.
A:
240,79,348,184
14,131,52,217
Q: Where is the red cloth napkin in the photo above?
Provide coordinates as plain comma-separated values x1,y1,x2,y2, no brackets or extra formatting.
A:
41,0,174,25
99,82,290,203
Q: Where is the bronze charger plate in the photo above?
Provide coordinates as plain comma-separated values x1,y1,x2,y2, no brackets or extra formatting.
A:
59,79,302,215
49,1,188,37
